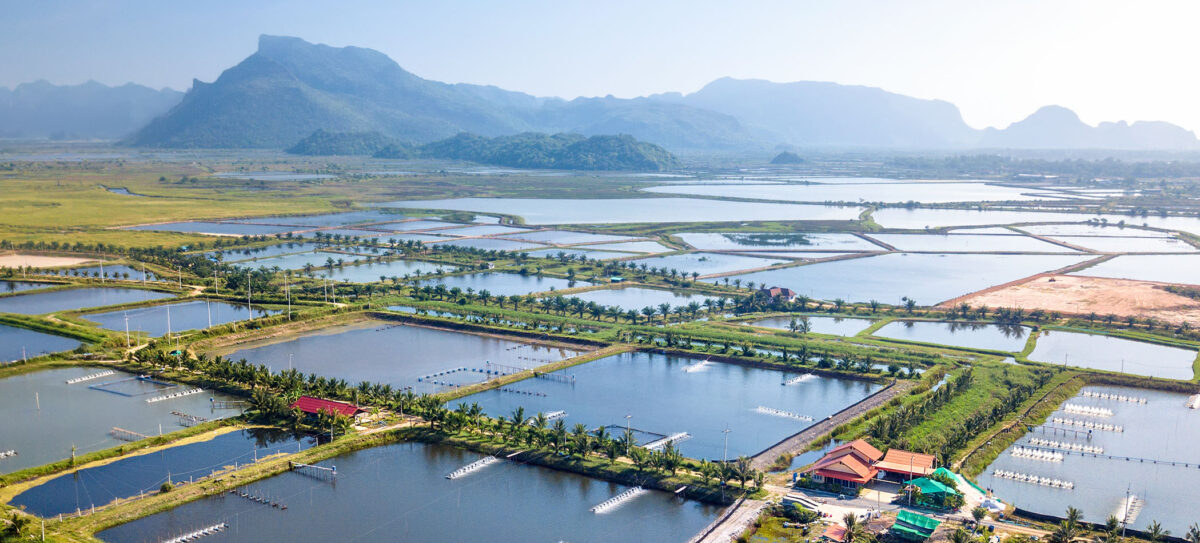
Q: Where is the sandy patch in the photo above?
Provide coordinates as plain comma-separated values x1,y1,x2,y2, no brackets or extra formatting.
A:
948,274,1200,326
0,253,97,268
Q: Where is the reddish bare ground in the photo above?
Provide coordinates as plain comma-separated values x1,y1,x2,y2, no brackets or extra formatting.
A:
946,274,1200,325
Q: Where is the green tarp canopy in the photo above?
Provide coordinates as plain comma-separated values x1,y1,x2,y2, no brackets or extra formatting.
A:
908,477,960,496
891,523,934,541
895,510,941,536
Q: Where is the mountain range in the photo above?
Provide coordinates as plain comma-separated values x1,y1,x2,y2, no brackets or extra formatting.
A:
10,35,1199,151
0,80,182,139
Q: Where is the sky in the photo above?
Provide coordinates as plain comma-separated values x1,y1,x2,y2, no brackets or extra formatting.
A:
3,0,1199,131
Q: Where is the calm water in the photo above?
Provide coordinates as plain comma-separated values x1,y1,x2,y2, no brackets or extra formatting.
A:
865,233,1075,253
748,315,874,336
1015,224,1171,237
84,301,278,337
1047,236,1194,253
0,324,82,361
462,351,881,459
719,253,1086,305
442,224,530,237
873,321,1030,352
297,228,385,239
979,386,1200,533
509,230,635,245
564,287,720,312
630,252,786,276
375,197,862,225
126,222,299,236
11,429,316,517
97,441,720,543
1071,255,1200,285
431,238,546,251
644,182,1052,204
522,248,635,260
416,273,589,296
50,265,158,281
0,367,241,474
676,232,881,252
223,322,585,394
372,220,460,232
871,208,1200,235
233,251,369,272
586,240,673,253
0,280,56,294
209,242,322,262
310,259,457,282
1028,330,1197,379
0,287,174,315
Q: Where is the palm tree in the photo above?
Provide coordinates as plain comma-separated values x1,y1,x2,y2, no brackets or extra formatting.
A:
1146,521,1169,543
1184,524,1200,543
843,513,865,543
949,528,972,543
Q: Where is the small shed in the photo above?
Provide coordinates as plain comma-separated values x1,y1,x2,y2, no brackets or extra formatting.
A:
890,510,941,541
289,396,366,421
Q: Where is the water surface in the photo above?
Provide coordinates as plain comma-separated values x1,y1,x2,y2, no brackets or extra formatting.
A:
563,287,720,312
676,232,880,252
1028,330,1196,379
416,273,589,296
865,233,1074,253
97,441,720,543
509,230,635,245
1047,236,1194,253
1070,255,1200,285
874,321,1030,351
0,280,56,294
748,315,874,336
84,301,278,337
645,182,1052,204
310,259,457,282
0,324,82,361
630,252,786,276
0,287,174,314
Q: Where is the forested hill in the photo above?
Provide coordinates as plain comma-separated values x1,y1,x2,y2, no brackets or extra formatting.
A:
286,130,679,171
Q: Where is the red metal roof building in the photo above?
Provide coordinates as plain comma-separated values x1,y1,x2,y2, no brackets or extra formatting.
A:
290,396,365,418
803,439,884,489
874,449,936,479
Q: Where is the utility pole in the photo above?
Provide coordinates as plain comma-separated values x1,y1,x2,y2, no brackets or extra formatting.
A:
124,314,130,348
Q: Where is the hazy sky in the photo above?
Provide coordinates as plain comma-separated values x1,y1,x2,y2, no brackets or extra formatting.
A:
3,0,1199,131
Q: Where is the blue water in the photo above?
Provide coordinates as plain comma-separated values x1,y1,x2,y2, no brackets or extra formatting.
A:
564,287,720,312
11,429,315,517
0,280,56,294
83,300,278,337
0,287,174,315
0,324,82,362
97,441,721,543
461,351,880,460
49,265,157,281
416,273,589,296
874,321,1031,352
748,315,875,336
310,259,458,282
1028,330,1197,379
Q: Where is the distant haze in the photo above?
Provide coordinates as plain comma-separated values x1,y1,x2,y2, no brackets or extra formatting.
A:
2,1,1200,133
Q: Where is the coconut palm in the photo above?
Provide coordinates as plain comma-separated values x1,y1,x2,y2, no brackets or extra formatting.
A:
1146,521,1169,543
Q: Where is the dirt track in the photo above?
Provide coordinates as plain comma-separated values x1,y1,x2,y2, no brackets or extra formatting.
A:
949,274,1200,326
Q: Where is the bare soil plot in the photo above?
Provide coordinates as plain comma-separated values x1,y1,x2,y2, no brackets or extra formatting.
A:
948,274,1200,325
0,253,97,268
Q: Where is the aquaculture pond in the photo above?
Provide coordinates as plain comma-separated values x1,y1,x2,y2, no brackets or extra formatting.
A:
864,233,1073,253
585,240,674,253
1016,224,1172,237
462,351,881,460
375,197,862,225
561,287,720,312
0,324,82,362
720,253,1086,305
125,222,299,236
676,232,881,252
1045,236,1195,253
372,219,460,231
231,251,368,272
84,300,279,337
228,210,402,227
978,386,1200,534
0,287,174,315
1027,330,1197,379
416,273,590,296
222,321,586,394
0,367,241,474
870,208,1200,236
522,248,635,260
1070,255,1200,285
0,280,56,294
208,242,323,262
644,182,1051,204
873,321,1030,352
308,259,457,282
441,224,529,237
431,238,545,251
97,441,721,543
629,252,786,276
508,230,635,245
11,428,316,517
747,315,875,336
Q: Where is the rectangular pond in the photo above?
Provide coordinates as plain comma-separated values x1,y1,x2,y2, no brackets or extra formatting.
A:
1070,254,1200,285
719,253,1087,305
1016,224,1173,238
461,351,881,460
372,220,460,232
208,242,323,262
873,321,1030,352
375,197,862,225
522,248,636,260
1028,330,1197,379
308,259,458,282
415,273,590,296
644,182,1051,204
0,287,175,315
1046,236,1195,253
431,238,546,251
870,208,1200,236
585,240,674,253
1,280,56,294
676,232,881,252
0,324,82,362
865,233,1075,253
441,224,530,237
96,441,720,543
978,385,1200,534
562,287,720,312
228,210,403,227
0,367,242,474
508,230,636,245
10,428,316,517
747,315,875,336
222,321,587,394
49,264,158,281
231,251,368,272
630,252,786,276
83,300,279,337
